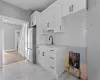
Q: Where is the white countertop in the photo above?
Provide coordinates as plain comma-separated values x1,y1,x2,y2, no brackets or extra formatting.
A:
37,44,68,48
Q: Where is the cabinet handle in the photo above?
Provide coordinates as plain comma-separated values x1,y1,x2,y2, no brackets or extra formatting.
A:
42,52,44,56
47,22,50,27
50,57,54,59
48,23,50,27
69,6,71,12
50,50,54,51
60,25,61,30
72,5,73,11
32,22,33,25
50,66,54,69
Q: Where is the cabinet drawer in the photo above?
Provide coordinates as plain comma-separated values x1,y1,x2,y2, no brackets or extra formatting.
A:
48,48,56,53
49,54,56,63
49,61,56,69
49,62,56,74
49,62,56,69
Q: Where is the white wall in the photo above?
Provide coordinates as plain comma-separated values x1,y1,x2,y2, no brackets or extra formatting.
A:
87,0,100,80
54,14,86,63
55,14,86,47
0,0,30,22
0,23,21,50
0,29,3,67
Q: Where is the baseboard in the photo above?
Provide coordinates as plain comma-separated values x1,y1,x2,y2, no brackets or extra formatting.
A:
5,49,16,52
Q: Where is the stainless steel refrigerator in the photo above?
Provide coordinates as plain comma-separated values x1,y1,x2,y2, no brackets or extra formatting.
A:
28,25,36,64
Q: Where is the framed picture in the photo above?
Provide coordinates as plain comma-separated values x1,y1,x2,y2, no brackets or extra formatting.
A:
69,51,80,69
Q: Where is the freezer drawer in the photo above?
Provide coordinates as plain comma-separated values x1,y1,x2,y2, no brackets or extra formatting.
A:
28,49,33,63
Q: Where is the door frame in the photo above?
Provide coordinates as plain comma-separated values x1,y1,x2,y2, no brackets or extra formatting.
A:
0,15,29,67
15,30,20,50
0,29,4,68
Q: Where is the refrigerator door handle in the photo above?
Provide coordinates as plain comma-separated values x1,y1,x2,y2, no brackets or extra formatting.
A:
28,48,32,50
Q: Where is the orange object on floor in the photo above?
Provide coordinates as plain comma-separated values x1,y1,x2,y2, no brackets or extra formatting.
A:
66,56,69,72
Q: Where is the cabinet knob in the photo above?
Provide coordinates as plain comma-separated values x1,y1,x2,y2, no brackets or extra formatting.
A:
69,6,71,12
60,25,61,30
69,5,74,12
50,66,54,69
50,57,54,59
32,22,33,25
47,22,50,27
42,52,45,56
72,5,73,11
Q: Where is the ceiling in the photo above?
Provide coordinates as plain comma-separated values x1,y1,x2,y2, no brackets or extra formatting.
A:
2,0,56,12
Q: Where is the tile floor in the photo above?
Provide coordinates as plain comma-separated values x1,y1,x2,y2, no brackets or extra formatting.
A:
0,60,79,80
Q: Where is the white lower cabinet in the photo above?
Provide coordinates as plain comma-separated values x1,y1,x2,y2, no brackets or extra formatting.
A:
38,46,69,78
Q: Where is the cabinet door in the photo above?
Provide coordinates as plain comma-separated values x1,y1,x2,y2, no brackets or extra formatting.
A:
28,49,33,63
72,0,86,13
62,0,86,17
62,0,71,17
30,14,34,26
37,48,44,64
43,51,49,69
41,12,46,34
54,2,63,32
46,7,54,29
38,49,45,66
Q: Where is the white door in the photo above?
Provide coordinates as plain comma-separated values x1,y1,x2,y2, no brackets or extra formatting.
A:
0,29,4,68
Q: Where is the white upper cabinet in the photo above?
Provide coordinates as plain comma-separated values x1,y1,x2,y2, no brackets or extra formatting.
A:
39,0,87,33
62,0,87,17
72,0,87,13
54,1,64,32
41,12,46,34
30,14,34,26
41,10,49,34
45,7,54,31
62,0,71,17
30,11,40,26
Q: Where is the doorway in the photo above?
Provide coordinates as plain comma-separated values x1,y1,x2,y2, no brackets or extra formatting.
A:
15,30,20,50
0,15,28,67
3,24,25,65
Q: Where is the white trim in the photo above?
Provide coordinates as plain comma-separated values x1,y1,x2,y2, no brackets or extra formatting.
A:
5,49,16,52
15,30,20,50
0,15,29,24
0,29,4,68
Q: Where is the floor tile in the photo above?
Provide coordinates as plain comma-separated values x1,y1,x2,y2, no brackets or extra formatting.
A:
0,60,79,80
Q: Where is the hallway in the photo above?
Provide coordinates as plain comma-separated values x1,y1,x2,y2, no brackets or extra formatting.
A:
3,50,25,65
